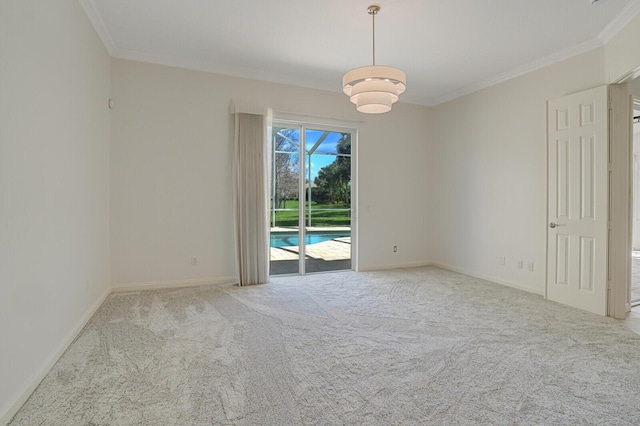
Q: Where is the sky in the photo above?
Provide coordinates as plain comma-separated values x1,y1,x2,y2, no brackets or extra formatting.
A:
275,128,350,181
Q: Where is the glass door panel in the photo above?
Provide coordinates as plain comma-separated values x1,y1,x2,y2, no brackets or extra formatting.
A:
270,126,301,275
304,129,351,273
270,123,353,275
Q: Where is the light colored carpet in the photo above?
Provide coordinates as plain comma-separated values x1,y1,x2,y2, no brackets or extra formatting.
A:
9,266,640,425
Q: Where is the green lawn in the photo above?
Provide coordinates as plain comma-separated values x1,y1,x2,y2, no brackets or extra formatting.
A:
271,200,350,227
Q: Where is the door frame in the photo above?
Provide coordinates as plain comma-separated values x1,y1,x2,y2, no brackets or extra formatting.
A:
607,65,640,319
608,83,631,319
544,81,634,319
546,67,640,319
632,98,640,306
270,119,358,274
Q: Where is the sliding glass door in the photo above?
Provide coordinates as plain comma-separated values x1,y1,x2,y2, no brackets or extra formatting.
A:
270,122,353,275
270,125,301,274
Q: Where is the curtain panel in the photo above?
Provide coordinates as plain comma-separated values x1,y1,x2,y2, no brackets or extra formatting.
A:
233,112,270,285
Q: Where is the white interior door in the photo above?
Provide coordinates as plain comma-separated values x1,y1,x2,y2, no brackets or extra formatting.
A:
547,85,608,316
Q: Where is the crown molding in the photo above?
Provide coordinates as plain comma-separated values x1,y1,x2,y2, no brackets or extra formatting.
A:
111,46,355,101
79,0,640,108
597,0,640,43
112,46,227,74
426,0,640,106
427,37,604,106
79,0,116,55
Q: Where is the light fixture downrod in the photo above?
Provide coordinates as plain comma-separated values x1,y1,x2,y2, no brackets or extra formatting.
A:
369,5,379,66
342,5,406,114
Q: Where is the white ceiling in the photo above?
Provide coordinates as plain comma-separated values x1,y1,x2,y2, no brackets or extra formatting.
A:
82,0,640,106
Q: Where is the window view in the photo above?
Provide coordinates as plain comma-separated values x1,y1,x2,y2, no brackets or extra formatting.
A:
270,124,352,275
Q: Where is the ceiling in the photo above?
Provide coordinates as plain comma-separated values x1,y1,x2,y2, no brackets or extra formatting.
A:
82,0,640,106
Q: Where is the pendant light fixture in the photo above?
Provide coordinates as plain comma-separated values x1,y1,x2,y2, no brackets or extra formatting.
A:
343,5,406,114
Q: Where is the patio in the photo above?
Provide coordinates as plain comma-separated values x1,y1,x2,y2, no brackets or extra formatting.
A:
270,236,351,275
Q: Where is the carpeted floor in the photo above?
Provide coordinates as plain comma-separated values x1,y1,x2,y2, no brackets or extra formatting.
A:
9,267,640,425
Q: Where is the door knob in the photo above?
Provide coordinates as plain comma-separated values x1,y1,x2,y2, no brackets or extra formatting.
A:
549,222,560,228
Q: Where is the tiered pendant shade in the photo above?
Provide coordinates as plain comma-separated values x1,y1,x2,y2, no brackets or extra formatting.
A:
343,65,406,114
343,5,406,114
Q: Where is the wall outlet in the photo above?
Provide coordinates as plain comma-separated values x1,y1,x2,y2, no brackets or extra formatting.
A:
517,260,524,270
528,262,534,272
393,245,398,253
191,257,198,266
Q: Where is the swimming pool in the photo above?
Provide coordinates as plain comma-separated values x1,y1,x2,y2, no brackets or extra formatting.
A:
270,231,350,248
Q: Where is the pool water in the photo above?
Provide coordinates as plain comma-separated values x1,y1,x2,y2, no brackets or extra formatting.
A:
270,231,350,248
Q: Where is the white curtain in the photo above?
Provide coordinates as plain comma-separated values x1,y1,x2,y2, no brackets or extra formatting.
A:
233,112,271,285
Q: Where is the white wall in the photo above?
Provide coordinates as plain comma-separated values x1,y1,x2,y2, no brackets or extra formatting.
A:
606,14,640,83
3,4,640,423
429,48,606,294
0,0,111,423
426,11,640,296
110,59,432,286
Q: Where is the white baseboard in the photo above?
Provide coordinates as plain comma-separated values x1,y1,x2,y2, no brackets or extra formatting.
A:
0,286,111,426
1,275,239,425
357,262,431,272
111,276,237,293
0,266,538,425
430,261,544,296
356,261,543,296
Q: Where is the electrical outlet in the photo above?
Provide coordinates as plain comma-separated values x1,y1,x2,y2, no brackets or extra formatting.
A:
517,260,523,270
191,257,198,266
528,262,534,272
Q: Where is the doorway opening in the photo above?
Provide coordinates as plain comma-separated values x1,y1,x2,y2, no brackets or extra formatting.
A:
631,97,640,307
269,122,354,276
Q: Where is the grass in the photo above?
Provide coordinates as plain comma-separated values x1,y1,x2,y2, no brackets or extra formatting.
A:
271,200,350,227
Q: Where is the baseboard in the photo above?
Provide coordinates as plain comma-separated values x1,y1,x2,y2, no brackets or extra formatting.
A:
1,275,239,424
111,276,238,293
0,265,538,424
334,261,543,296
430,261,544,296
357,262,432,272
0,286,111,426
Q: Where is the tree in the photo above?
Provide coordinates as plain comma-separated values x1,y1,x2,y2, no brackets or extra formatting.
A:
313,134,351,205
273,129,299,209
